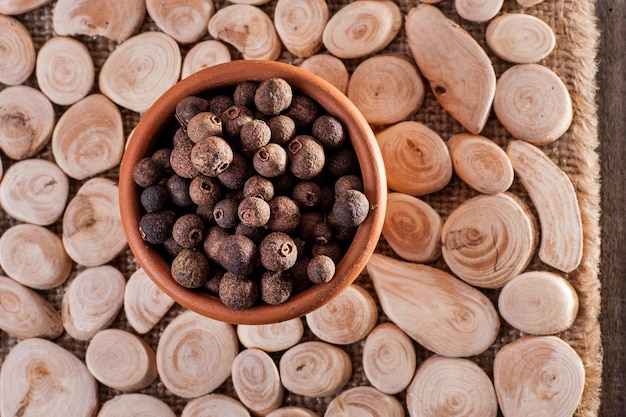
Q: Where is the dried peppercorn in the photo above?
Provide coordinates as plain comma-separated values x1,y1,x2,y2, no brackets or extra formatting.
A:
312,114,346,149
238,196,271,228
240,119,271,152
297,211,324,241
292,181,322,209
267,115,296,145
173,127,191,147
332,189,370,227
217,234,259,275
213,198,240,229
175,96,209,128
259,232,298,272
307,254,336,284
288,256,314,293
233,81,258,107
203,225,231,263
219,272,259,310
267,196,301,233
312,241,343,264
288,135,325,179
254,77,293,116
187,111,222,143
171,248,210,288
243,175,274,201
140,184,169,213
170,138,198,179
209,95,234,116
139,210,176,244
217,153,251,190
313,219,334,245
196,203,215,224
221,105,254,139
189,174,222,206
163,236,183,258
191,136,234,177
260,271,292,305
253,143,287,178
235,223,266,244
151,148,172,170
271,172,296,196
284,94,318,129
172,214,206,248
327,147,359,178
335,175,363,194
166,174,193,207
204,266,226,294
133,157,163,187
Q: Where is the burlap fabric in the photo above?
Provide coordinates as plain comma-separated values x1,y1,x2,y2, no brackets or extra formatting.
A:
0,0,602,416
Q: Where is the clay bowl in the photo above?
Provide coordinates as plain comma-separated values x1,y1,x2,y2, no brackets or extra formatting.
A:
119,60,386,325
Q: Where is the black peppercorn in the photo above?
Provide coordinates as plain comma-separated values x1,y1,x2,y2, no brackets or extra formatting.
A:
254,77,293,116
217,234,259,275
268,115,296,145
292,181,322,209
187,111,222,143
208,95,234,117
332,189,370,227
191,136,234,177
267,196,301,233
312,115,346,149
243,175,274,201
175,96,209,128
221,105,254,139
172,214,206,248
307,255,336,284
213,198,240,229
203,225,231,263
238,196,271,228
188,174,221,206
288,135,325,179
171,248,210,288
335,175,363,194
253,143,287,178
140,184,168,213
151,148,172,170
219,272,259,310
139,210,176,244
133,157,163,187
170,138,198,179
240,119,271,152
195,203,215,224
259,232,298,272
284,94,318,129
217,153,251,190
233,81,258,107
166,174,193,207
260,271,292,305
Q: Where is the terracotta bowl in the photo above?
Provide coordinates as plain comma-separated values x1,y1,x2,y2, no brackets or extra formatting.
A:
119,60,387,325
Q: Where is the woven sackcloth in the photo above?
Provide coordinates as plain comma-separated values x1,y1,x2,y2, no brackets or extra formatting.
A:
0,0,601,416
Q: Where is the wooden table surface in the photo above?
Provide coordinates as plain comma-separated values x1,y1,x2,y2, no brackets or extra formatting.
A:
596,0,625,416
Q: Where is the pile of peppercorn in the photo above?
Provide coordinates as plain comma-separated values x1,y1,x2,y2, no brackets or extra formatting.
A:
132,77,370,310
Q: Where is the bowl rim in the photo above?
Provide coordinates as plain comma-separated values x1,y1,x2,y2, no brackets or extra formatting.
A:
119,60,387,324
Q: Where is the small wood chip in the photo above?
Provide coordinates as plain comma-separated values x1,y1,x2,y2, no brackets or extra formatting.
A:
62,177,127,267
274,0,329,57
53,0,146,42
448,133,514,195
99,31,181,113
322,0,402,59
181,40,232,79
231,348,284,415
0,276,63,339
0,338,98,417
363,322,417,395
52,94,124,180
267,408,319,417
146,0,214,44
299,54,349,94
494,64,572,146
517,0,546,7
35,36,94,105
486,13,556,64
156,310,239,398
0,0,51,15
236,318,304,352
507,140,583,273
98,394,176,417
61,265,126,341
499,271,579,335
279,341,352,397
0,85,55,160
124,268,175,335
229,0,272,4
325,386,404,417
306,284,378,345
494,336,585,417
0,158,69,226
375,121,452,196
455,0,503,23
86,329,158,391
406,4,496,134
0,223,72,290
208,4,281,61
407,355,498,417
0,15,35,85
367,254,500,357
181,394,251,417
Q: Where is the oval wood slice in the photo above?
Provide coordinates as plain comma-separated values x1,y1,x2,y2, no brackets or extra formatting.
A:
124,268,175,335
267,408,319,417
274,0,328,57
236,317,304,352
98,394,176,417
455,0,503,23
486,13,556,63
181,394,251,417
146,0,213,44
231,348,284,415
0,0,51,15
299,54,349,94
0,15,35,85
181,40,231,79
325,386,404,417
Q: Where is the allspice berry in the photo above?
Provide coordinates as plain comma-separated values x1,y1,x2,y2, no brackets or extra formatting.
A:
284,94,318,129
140,184,169,212
254,77,293,116
327,147,359,178
332,189,370,227
151,148,172,170
312,241,343,264
221,105,254,139
133,157,163,187
217,234,259,275
171,248,210,288
204,266,226,294
297,211,324,241
233,81,258,107
307,255,336,284
313,219,334,245
260,271,292,305
240,119,271,152
292,181,322,209
243,175,274,201
213,198,240,229
268,196,301,233
170,138,198,179
209,95,234,116
217,153,251,190
191,136,234,177
268,115,296,145
139,210,176,244
253,143,287,178
172,214,206,248
219,272,259,310
335,175,363,194
312,114,346,149
259,232,298,272
203,226,231,263
288,135,325,179
175,96,209,127
235,223,266,244
187,111,223,143
189,174,222,206
238,196,271,228
167,174,193,207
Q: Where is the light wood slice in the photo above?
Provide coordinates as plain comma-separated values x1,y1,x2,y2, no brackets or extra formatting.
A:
305,284,377,345
279,341,352,397
494,336,585,417
62,177,126,266
124,268,175,335
486,13,556,64
406,355,498,417
406,4,496,134
441,193,538,288
517,0,545,7
35,36,94,105
0,85,54,160
181,40,232,79
363,322,417,395
86,329,158,391
507,140,583,272
0,0,51,15
182,394,251,417
0,223,72,290
267,408,319,417
299,54,349,94
274,0,328,57
53,0,146,42
62,265,125,341
375,121,452,196
322,0,401,59
0,158,68,226
494,64,572,145
232,348,284,415
98,394,176,417
448,133,514,195
99,31,181,113
52,94,124,180
325,386,404,417
455,0,503,23
499,271,579,335
0,15,35,85
0,338,98,417
229,0,272,4
236,318,304,352
156,310,239,398
366,254,500,357
348,55,425,125
0,276,63,339
146,0,214,44
382,192,442,263
208,4,281,61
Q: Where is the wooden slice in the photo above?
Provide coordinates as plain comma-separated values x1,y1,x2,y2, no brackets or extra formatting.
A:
299,54,349,94
267,408,319,417
0,223,72,290
455,0,504,23
382,192,443,263
231,348,284,415
486,13,556,64
236,318,304,352
0,158,68,226
0,0,51,15
367,254,500,357
0,15,35,85
274,0,328,57
146,0,214,44
325,386,404,417
181,394,251,417
441,193,538,288
181,40,232,79
124,268,175,335
98,394,176,417
494,64,572,145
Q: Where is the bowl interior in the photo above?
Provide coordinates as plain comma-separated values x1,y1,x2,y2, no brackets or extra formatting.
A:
119,60,387,324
